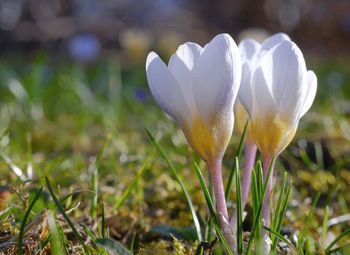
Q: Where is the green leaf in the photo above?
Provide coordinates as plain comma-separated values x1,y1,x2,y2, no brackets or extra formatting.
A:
46,177,90,255
251,168,259,222
225,120,248,199
150,225,197,241
271,180,291,253
327,242,350,254
114,152,151,209
262,226,297,254
194,162,217,224
101,203,106,238
91,134,111,218
321,206,329,251
47,211,65,255
96,238,132,255
235,157,243,254
145,129,203,242
297,192,321,254
272,172,287,231
18,187,43,255
325,228,350,254
0,151,27,181
213,224,235,255
245,155,276,255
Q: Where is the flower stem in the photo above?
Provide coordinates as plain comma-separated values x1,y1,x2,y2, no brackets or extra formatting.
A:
208,159,236,253
261,154,276,254
262,155,274,228
230,141,257,227
241,142,257,211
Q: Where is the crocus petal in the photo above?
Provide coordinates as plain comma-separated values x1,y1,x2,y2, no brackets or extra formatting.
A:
238,61,255,115
192,33,241,123
146,52,191,125
300,70,317,117
255,40,307,118
250,62,276,118
260,32,291,51
238,38,261,61
168,42,202,109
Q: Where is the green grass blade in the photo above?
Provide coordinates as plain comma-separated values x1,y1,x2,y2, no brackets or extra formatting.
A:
145,129,203,242
0,151,27,181
91,134,111,218
256,162,263,202
235,157,243,254
271,180,291,252
47,211,65,255
253,162,264,246
83,224,98,242
262,226,296,253
114,153,151,209
251,168,259,221
236,157,243,254
90,162,98,218
95,133,112,167
314,141,324,169
225,120,248,199
213,224,235,255
130,232,137,255
297,192,321,253
245,155,276,255
58,189,94,204
325,228,350,254
321,206,329,251
18,187,43,255
327,242,350,254
272,172,287,231
46,177,90,255
96,238,131,255
26,134,33,179
194,162,217,224
101,203,106,238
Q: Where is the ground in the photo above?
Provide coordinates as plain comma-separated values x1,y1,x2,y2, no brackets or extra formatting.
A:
0,54,349,254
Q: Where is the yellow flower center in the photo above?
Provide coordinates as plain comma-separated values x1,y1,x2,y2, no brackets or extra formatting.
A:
234,101,253,142
184,111,233,162
252,113,296,156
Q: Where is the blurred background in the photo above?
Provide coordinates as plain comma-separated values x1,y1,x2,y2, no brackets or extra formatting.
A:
1,0,350,61
1,0,349,100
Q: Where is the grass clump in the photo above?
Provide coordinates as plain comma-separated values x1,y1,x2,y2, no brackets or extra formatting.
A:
0,55,349,254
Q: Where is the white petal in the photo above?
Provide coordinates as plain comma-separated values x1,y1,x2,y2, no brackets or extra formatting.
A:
250,61,276,118
192,33,241,122
255,40,307,118
146,52,191,125
238,61,254,115
168,42,202,108
261,32,291,51
300,70,317,117
238,38,261,61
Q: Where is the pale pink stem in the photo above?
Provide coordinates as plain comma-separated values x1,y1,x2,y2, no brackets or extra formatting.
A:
208,159,237,253
262,155,276,254
241,142,257,210
262,155,274,228
230,142,257,227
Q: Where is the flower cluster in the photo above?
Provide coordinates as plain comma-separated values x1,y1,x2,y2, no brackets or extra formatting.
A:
145,32,317,253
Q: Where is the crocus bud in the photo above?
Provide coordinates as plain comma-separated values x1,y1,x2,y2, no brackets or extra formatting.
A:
146,34,242,162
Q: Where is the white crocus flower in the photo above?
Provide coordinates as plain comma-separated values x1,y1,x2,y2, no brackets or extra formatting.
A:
234,33,290,137
146,33,242,251
146,33,241,162
237,33,317,251
231,33,293,229
238,33,317,157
